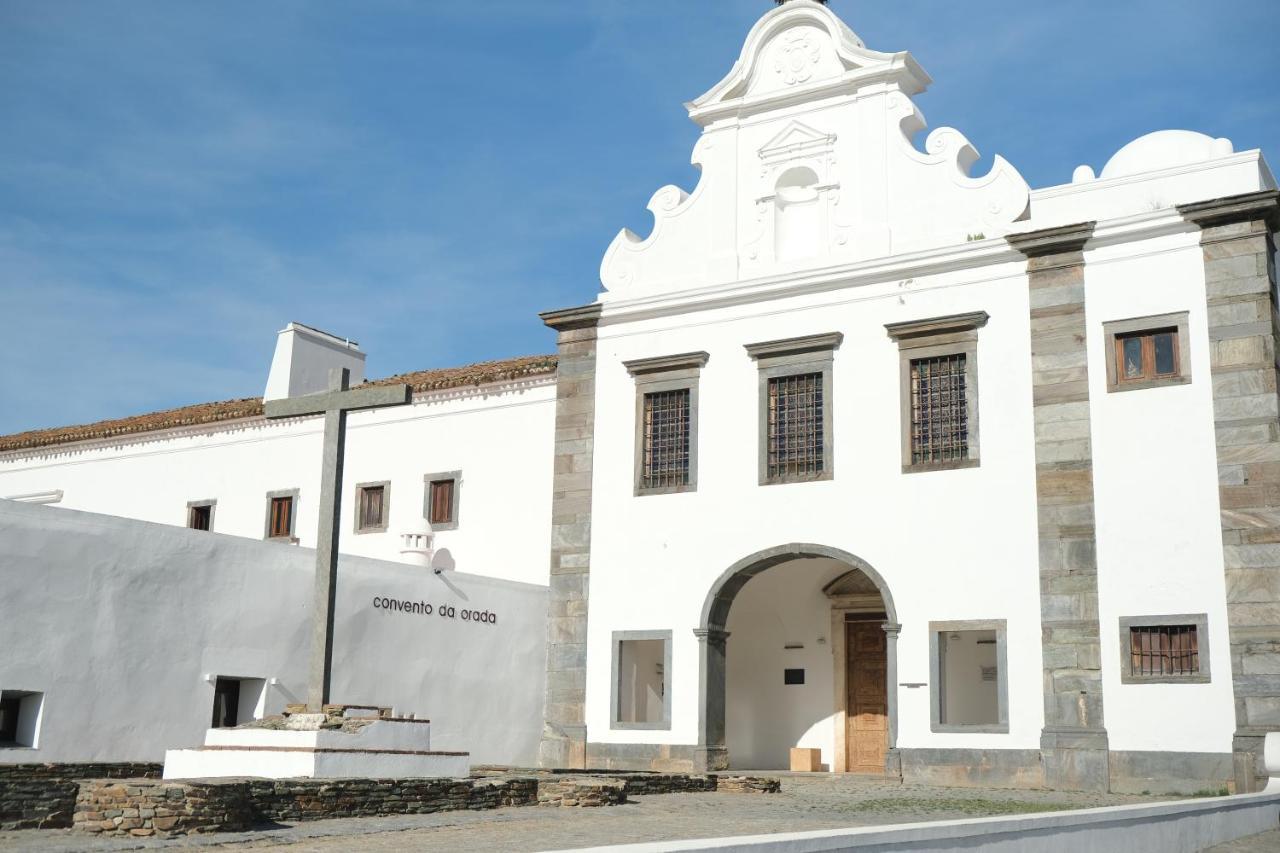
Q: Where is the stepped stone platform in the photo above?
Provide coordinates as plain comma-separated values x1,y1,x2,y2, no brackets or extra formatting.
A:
163,704,470,781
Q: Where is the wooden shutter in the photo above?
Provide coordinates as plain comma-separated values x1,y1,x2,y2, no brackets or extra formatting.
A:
430,480,454,525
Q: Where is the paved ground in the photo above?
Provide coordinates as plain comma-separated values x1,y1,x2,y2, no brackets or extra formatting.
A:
0,774,1255,852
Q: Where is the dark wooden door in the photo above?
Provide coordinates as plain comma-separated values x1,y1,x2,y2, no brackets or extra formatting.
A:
846,621,887,774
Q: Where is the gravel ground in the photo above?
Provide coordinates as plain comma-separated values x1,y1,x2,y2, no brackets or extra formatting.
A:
0,774,1238,853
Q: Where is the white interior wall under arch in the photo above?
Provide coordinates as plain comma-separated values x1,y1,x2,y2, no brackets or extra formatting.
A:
725,557,872,770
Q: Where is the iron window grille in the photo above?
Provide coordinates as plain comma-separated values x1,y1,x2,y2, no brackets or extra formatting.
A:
641,388,691,490
767,372,825,479
1129,624,1199,678
910,353,969,465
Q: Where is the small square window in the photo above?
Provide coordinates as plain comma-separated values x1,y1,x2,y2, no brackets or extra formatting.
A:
784,668,805,685
424,472,461,530
264,490,298,540
355,482,390,534
1118,614,1210,684
611,631,672,730
187,500,215,532
1104,313,1191,393
0,690,44,748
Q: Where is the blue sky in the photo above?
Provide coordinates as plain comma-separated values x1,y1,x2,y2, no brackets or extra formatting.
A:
1,0,1276,435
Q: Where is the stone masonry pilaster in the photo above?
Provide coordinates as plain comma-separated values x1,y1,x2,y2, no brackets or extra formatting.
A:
538,303,604,769
1179,190,1280,793
1008,222,1110,792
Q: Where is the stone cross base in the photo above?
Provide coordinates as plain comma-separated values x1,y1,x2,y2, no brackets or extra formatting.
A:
163,709,470,780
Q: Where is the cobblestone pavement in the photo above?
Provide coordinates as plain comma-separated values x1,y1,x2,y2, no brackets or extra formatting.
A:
0,774,1232,852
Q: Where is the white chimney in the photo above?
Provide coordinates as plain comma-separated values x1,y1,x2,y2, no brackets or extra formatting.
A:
264,323,366,401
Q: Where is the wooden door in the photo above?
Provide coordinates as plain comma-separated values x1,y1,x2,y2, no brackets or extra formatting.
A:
846,621,887,774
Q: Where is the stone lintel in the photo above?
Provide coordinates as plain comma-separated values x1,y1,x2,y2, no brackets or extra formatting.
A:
744,331,844,361
623,351,710,377
884,311,989,342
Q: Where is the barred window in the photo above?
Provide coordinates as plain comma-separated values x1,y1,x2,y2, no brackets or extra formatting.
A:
1129,624,1199,678
910,354,969,465
641,389,690,490
767,372,824,479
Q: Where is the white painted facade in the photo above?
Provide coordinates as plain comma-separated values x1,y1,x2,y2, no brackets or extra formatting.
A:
0,375,555,587
572,0,1275,781
0,0,1275,790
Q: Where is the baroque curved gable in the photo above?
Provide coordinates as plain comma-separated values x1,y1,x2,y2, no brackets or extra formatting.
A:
600,0,1030,300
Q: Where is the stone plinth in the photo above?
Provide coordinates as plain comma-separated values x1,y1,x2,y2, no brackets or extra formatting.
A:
163,706,469,780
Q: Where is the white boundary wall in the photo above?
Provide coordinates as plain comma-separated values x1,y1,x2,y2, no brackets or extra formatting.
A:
0,500,547,767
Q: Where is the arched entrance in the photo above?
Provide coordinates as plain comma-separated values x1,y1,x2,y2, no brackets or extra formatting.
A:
693,544,900,774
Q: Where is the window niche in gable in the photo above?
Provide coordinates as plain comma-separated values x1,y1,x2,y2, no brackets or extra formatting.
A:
745,332,842,486
622,352,709,496
1103,312,1191,393
886,311,988,473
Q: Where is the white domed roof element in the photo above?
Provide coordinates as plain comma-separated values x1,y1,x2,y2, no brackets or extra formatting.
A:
1099,130,1234,180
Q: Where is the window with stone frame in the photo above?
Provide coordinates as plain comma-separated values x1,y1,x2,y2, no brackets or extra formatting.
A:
187,500,215,532
1118,614,1210,684
623,351,708,496
424,472,461,530
886,312,987,473
611,631,672,730
909,352,969,466
745,333,841,486
355,482,389,534
766,372,825,479
264,490,298,541
1103,312,1191,393
640,388,691,490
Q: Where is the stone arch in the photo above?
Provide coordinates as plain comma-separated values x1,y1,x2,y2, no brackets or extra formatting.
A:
693,543,900,773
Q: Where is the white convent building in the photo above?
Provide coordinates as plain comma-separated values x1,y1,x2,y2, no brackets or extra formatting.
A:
2,1,1277,794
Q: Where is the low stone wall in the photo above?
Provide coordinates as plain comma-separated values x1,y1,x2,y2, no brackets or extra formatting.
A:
63,772,780,838
248,778,538,821
0,763,163,831
716,776,782,794
75,780,253,837
619,773,718,796
538,778,627,807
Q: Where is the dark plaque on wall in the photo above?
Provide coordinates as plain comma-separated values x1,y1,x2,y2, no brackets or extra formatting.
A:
784,668,805,685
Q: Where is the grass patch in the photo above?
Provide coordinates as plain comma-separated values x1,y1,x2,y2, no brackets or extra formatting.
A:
846,798,1083,817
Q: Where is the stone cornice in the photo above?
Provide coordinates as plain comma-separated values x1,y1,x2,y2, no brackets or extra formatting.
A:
540,304,603,331
885,311,989,342
1006,222,1097,258
1178,189,1280,230
745,331,844,361
622,351,710,377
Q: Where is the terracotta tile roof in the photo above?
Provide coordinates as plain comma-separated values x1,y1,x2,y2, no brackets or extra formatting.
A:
0,354,558,454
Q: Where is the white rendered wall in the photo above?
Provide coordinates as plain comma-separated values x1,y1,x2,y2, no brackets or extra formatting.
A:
585,256,1047,756
0,500,547,766
1085,225,1237,754
0,379,556,587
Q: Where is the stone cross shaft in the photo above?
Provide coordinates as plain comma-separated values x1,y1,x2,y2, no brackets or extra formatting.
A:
264,368,411,709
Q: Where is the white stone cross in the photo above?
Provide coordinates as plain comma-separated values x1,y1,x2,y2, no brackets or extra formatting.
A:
264,367,411,709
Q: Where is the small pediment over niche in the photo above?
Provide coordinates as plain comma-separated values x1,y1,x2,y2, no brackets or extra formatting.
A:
759,121,836,164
